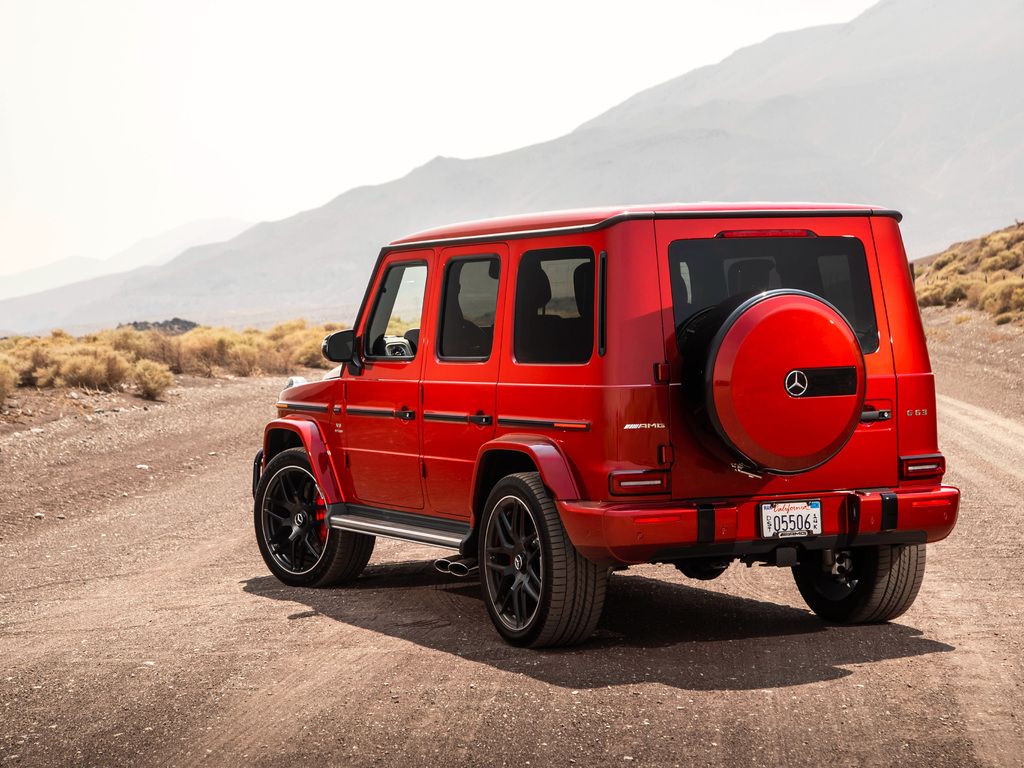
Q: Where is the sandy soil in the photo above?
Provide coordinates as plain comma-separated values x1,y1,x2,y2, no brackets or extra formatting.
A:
1,312,1022,767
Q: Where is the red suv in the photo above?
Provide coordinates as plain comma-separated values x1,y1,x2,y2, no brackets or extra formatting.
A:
252,204,959,647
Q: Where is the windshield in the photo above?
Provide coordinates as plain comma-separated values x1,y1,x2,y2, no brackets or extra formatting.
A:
668,236,880,353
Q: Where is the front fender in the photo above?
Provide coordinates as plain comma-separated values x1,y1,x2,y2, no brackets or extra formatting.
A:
262,417,344,504
473,434,581,503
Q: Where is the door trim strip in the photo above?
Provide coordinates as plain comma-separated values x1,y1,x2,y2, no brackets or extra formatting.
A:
346,406,397,418
497,416,591,432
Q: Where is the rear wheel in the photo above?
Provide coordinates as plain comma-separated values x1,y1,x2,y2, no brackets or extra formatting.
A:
674,557,731,581
479,472,608,648
792,544,926,623
254,447,374,587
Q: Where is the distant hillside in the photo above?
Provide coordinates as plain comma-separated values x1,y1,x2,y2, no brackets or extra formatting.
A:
2,0,1023,333
0,218,251,302
916,221,1024,322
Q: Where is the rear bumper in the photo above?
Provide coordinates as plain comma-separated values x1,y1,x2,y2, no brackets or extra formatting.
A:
556,485,960,565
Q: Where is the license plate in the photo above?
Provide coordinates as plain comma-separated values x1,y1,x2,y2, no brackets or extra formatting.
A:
760,500,822,539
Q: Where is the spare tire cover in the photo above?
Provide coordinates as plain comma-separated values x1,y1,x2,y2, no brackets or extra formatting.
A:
696,289,866,474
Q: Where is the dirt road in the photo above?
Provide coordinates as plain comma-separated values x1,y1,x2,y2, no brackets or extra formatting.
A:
1,315,1023,767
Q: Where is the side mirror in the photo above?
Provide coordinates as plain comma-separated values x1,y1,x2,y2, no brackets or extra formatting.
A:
322,329,356,363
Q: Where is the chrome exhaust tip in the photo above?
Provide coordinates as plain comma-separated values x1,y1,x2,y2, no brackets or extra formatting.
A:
433,558,454,575
447,558,478,578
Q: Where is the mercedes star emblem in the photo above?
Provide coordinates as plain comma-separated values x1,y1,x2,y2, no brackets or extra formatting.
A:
785,369,809,397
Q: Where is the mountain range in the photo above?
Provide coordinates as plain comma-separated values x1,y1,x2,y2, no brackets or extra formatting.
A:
2,0,1022,334
0,218,250,303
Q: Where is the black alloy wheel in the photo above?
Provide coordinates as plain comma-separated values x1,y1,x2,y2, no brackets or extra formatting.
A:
260,463,328,576
478,472,608,648
483,494,543,631
254,448,375,587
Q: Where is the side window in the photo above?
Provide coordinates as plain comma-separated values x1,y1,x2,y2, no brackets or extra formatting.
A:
364,262,428,359
438,256,500,360
514,246,595,364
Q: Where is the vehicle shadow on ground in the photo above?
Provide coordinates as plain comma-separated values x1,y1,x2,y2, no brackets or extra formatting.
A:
242,559,953,692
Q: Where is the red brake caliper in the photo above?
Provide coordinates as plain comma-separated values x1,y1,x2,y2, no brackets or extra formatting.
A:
315,497,327,542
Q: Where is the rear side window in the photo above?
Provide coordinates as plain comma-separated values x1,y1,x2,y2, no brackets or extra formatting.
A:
438,256,500,360
514,246,595,364
668,236,879,353
365,262,428,359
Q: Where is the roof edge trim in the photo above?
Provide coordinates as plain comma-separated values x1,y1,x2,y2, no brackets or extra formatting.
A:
384,208,903,253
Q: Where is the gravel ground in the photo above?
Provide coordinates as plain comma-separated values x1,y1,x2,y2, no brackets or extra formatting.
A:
0,312,1022,767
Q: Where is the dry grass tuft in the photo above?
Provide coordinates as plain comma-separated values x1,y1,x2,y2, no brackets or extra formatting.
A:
0,356,16,402
132,359,174,400
0,318,346,399
915,221,1024,324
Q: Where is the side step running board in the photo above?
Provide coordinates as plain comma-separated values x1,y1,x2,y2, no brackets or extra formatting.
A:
327,503,468,550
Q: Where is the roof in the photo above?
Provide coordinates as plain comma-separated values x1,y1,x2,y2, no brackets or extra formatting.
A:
389,202,901,247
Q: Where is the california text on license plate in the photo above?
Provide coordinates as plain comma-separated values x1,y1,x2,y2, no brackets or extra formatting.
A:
760,500,822,539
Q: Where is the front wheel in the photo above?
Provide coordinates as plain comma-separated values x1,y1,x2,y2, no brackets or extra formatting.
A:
254,447,374,587
478,473,608,648
792,544,926,623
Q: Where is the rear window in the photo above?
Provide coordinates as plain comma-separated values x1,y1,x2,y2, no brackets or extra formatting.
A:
668,236,879,353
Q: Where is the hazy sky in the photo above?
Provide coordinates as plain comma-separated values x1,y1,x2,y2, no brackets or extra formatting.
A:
0,0,876,276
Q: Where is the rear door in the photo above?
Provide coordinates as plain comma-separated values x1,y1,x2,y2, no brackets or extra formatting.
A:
655,216,898,499
421,244,508,519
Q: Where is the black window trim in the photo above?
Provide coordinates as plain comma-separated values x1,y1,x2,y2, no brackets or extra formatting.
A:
435,252,502,364
667,235,881,356
597,249,607,357
512,245,597,367
362,258,429,363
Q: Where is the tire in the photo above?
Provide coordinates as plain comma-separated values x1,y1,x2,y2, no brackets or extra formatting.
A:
792,544,926,623
478,472,608,648
674,557,730,581
254,447,374,587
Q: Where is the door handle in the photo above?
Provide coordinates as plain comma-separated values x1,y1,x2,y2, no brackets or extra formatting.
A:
467,413,492,426
396,408,416,421
860,409,892,423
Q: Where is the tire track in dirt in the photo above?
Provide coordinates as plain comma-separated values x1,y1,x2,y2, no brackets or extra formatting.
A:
930,393,1024,766
1,373,1021,767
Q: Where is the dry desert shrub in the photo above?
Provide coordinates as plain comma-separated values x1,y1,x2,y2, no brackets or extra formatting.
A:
0,356,17,401
132,359,174,400
265,319,336,369
0,318,348,398
58,346,132,390
179,328,236,376
979,278,1024,315
916,221,1024,324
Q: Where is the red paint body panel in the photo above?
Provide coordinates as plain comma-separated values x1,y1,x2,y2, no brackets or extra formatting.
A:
260,203,958,565
262,417,343,505
559,486,959,565
472,434,581,503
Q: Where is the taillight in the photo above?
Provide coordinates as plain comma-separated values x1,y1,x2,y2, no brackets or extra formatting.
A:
900,454,945,480
716,229,816,238
609,470,670,495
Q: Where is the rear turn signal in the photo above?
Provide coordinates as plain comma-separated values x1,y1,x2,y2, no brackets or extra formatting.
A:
609,470,670,495
900,454,946,480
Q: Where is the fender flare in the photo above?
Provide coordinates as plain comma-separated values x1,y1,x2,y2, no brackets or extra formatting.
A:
471,434,581,513
262,417,344,504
